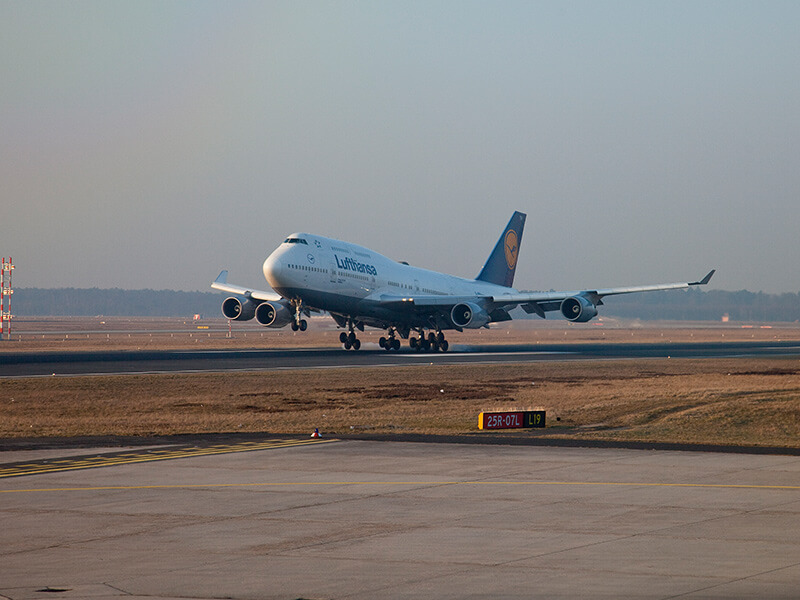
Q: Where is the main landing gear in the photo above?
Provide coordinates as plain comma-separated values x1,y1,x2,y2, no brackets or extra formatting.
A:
340,319,364,350
378,328,401,352
408,329,448,353
339,330,361,351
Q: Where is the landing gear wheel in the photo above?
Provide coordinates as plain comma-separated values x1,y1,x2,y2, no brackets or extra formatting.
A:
352,338,361,351
391,338,400,351
344,340,352,350
440,339,449,352
379,336,387,349
299,319,308,332
426,332,439,352
291,322,299,332
339,332,348,344
409,336,418,349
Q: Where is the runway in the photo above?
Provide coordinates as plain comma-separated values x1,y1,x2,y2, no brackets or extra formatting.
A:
2,438,799,599
3,339,800,377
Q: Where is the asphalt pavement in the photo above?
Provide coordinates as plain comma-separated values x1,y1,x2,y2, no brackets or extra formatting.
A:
2,438,799,599
3,339,800,377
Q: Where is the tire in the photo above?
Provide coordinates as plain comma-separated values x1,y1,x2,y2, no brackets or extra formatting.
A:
344,340,351,350
353,338,361,350
440,339,449,352
339,332,348,343
299,319,308,331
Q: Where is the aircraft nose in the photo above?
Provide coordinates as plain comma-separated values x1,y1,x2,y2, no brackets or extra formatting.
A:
263,252,283,288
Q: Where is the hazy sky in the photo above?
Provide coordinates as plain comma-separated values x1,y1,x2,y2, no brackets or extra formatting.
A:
2,1,799,293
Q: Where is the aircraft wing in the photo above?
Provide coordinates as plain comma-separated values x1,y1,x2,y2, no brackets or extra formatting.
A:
211,270,283,302
489,269,716,317
374,270,715,320
375,294,484,309
492,270,715,304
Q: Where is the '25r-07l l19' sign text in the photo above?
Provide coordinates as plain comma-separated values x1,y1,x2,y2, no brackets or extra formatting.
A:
478,410,546,430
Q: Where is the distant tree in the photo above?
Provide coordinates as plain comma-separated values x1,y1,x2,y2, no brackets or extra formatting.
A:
13,288,222,317
12,287,800,322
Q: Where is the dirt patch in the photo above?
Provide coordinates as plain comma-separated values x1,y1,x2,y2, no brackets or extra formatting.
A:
2,358,800,448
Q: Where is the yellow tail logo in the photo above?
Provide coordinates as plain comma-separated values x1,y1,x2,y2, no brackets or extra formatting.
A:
504,230,519,270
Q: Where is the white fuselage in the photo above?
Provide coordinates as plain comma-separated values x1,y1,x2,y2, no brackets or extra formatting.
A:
262,233,515,327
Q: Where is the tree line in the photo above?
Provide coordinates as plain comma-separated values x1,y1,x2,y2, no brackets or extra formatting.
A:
11,287,800,322
13,288,223,317
600,288,800,322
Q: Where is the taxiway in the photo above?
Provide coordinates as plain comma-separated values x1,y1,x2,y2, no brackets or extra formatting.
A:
2,438,799,599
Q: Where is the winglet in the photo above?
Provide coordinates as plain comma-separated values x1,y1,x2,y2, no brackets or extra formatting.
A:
692,269,715,286
214,270,228,285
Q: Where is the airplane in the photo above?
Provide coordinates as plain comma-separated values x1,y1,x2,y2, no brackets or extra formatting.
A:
212,211,714,352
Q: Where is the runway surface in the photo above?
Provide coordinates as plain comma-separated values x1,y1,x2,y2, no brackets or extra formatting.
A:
2,438,799,599
3,339,800,377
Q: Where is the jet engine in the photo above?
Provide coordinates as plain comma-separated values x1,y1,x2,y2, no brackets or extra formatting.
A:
221,296,259,321
255,300,294,328
560,296,598,322
451,302,491,329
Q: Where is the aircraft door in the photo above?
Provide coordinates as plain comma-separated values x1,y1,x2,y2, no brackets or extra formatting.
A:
330,259,338,283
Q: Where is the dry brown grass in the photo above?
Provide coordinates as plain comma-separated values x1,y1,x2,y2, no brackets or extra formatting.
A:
3,358,800,448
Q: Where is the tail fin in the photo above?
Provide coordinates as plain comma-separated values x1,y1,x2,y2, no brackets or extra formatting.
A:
476,211,526,288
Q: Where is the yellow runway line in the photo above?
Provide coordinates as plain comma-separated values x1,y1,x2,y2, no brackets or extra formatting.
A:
3,479,800,494
0,438,338,479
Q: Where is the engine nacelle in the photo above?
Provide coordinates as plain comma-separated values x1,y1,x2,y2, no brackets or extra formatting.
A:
255,300,294,328
560,296,598,322
451,302,491,329
221,296,259,321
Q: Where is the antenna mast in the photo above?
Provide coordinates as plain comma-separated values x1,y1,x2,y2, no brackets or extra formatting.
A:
1,257,13,340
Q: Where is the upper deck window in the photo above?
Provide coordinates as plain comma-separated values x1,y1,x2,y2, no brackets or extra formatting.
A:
283,237,308,245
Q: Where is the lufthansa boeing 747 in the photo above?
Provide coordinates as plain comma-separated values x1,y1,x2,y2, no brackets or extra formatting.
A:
212,211,714,351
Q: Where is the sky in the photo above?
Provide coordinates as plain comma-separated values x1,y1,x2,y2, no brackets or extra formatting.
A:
2,1,799,293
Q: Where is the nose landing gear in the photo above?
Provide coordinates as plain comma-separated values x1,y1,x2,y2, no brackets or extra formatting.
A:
290,299,308,332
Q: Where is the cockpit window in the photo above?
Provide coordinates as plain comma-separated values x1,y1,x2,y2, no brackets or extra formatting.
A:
283,237,308,245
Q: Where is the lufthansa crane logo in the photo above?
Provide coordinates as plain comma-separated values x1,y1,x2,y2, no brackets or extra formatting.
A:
504,230,519,270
